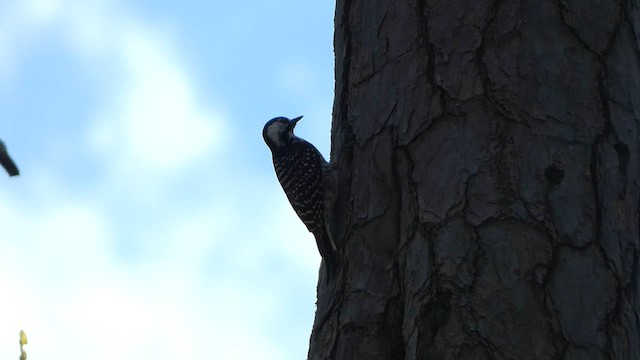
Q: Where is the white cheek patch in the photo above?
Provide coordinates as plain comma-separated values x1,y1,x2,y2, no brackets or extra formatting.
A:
267,122,288,146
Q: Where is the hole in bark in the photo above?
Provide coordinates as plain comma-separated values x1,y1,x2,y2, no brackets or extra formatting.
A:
544,165,565,186
614,142,630,175
417,292,451,358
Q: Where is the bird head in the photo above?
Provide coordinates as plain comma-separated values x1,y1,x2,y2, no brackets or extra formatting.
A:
262,115,303,150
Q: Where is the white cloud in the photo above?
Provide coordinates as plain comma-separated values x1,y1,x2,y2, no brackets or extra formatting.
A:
0,0,223,174
0,194,113,359
0,179,296,359
278,62,316,95
0,1,322,359
78,9,224,174
61,0,114,57
266,195,323,273
22,0,61,26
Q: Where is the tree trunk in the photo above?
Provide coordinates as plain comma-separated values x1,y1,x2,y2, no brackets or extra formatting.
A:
309,0,640,359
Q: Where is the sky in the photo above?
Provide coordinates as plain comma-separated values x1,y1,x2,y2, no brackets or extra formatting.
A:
0,0,335,359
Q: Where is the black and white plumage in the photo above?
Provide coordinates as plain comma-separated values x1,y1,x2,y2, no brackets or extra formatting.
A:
0,140,19,177
263,116,337,282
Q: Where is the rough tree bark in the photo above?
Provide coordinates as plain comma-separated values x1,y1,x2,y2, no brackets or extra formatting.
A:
309,0,640,359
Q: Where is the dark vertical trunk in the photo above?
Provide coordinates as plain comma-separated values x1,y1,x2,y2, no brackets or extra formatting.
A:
309,0,640,359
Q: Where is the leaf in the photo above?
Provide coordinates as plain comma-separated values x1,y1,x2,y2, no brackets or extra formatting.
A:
19,330,28,346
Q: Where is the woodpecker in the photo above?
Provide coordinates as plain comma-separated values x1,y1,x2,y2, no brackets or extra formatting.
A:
263,116,337,283
0,140,19,176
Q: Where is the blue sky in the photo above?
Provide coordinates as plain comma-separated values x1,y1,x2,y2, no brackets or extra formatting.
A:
0,0,335,358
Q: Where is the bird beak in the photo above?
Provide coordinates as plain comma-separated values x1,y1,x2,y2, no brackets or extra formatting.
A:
291,115,303,124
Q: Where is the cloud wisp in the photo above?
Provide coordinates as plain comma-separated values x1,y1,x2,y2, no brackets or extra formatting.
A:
0,1,321,359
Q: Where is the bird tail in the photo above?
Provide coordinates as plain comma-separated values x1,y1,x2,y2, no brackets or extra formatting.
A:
317,227,338,284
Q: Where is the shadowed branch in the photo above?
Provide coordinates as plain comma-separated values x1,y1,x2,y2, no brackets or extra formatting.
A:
0,140,19,176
